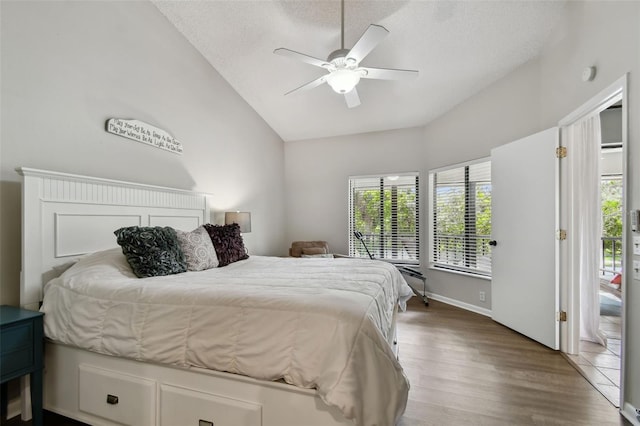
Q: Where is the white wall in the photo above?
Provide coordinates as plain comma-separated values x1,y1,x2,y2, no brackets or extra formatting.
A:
0,0,286,306
418,49,544,309
284,126,426,255
284,39,544,310
535,1,640,414
284,0,640,414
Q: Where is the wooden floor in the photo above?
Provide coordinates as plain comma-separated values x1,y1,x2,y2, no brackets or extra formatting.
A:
397,297,629,426
3,298,629,426
2,411,86,426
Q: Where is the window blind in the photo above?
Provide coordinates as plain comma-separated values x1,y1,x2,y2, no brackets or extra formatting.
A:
348,173,419,265
430,161,491,276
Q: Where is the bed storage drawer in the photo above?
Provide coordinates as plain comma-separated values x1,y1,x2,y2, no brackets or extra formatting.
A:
160,384,262,426
78,364,156,425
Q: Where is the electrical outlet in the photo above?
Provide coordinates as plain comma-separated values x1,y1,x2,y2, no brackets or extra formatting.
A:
633,261,640,281
479,291,486,302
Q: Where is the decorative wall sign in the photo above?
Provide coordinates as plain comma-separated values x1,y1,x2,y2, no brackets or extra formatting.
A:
106,118,183,154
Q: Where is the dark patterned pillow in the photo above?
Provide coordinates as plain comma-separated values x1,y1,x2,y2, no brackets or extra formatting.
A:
204,223,249,267
114,226,187,278
175,226,219,271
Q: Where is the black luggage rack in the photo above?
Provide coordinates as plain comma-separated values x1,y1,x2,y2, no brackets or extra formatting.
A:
354,231,428,306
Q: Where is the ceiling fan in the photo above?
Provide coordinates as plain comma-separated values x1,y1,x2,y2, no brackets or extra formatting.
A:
274,0,419,108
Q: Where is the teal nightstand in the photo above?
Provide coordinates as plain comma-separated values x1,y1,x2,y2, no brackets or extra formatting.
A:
0,305,44,426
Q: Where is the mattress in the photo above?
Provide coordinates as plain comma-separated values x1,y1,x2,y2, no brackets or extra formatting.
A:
41,248,414,426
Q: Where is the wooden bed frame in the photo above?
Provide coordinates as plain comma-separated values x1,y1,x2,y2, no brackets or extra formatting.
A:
17,167,355,426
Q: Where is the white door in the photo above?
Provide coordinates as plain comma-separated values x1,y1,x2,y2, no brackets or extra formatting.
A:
491,127,560,350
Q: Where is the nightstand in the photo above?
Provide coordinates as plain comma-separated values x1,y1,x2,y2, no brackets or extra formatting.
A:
0,305,44,426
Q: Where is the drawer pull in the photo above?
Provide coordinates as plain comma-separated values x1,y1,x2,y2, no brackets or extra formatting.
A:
199,420,214,426
106,394,119,405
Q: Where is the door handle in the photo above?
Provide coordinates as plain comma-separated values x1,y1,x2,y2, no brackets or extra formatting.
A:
488,240,497,246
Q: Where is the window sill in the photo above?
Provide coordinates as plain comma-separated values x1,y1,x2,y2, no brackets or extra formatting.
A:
349,255,420,267
429,265,491,281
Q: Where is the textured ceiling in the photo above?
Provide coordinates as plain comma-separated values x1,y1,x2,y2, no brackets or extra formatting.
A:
152,0,567,142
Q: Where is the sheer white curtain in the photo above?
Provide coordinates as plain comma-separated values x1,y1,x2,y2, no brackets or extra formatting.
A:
566,114,606,345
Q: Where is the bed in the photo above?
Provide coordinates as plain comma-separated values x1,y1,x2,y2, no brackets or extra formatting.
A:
17,167,413,426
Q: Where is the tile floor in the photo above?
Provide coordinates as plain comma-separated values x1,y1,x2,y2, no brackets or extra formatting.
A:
565,296,622,407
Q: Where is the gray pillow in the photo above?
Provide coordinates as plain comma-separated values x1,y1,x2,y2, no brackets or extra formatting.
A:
175,226,219,271
114,226,187,278
300,253,334,258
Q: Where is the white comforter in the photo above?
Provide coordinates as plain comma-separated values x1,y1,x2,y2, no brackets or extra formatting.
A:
41,248,414,426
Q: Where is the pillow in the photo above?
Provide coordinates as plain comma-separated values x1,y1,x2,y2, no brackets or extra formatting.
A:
204,223,249,267
114,226,187,278
175,226,219,271
301,247,327,255
301,253,334,258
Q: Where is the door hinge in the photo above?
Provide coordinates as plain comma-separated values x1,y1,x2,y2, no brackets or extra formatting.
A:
557,311,567,322
557,229,567,240
556,146,567,158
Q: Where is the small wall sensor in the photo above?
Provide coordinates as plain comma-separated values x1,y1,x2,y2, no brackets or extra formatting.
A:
582,66,596,82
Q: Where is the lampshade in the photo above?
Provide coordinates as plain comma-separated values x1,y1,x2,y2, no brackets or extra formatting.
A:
225,211,251,233
326,69,361,94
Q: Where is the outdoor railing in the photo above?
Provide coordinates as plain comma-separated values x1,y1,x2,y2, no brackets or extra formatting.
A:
352,232,419,262
601,236,622,275
356,233,621,275
432,234,491,272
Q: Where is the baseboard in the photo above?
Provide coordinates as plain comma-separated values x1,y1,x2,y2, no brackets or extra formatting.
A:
622,402,640,426
425,292,492,317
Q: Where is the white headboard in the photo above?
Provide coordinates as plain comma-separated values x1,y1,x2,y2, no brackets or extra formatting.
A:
17,167,211,310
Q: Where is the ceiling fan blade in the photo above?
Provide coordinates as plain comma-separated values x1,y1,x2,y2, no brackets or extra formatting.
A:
274,48,330,68
344,87,361,108
284,75,327,96
346,24,389,65
360,66,419,81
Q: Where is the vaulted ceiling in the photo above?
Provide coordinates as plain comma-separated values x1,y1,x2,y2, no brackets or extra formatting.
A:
152,1,567,142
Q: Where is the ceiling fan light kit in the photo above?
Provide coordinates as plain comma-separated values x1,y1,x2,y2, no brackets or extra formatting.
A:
274,0,418,108
326,69,362,94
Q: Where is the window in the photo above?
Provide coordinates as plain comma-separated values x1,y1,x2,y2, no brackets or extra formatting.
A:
429,160,491,276
348,173,419,265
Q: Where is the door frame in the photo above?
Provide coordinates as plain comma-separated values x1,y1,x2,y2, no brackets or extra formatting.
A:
557,74,628,400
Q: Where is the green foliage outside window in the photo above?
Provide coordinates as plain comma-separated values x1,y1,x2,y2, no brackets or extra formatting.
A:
353,189,381,236
602,178,622,237
601,177,622,272
434,183,491,262
352,187,417,260
475,186,492,238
